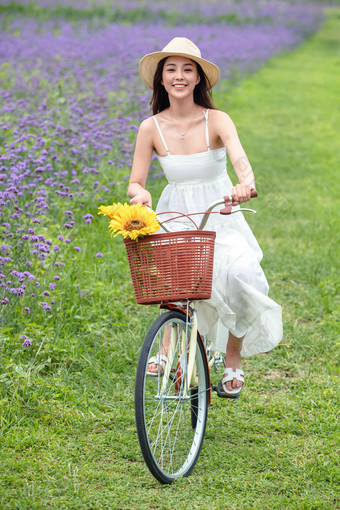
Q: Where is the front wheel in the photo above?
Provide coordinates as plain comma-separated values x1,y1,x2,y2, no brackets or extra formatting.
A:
135,310,210,484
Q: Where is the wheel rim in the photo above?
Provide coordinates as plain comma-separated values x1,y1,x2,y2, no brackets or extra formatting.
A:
142,316,208,479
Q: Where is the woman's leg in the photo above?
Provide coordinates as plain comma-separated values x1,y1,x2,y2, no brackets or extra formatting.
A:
147,324,171,374
223,332,244,391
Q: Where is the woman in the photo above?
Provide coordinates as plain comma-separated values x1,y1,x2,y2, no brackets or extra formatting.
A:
128,37,282,398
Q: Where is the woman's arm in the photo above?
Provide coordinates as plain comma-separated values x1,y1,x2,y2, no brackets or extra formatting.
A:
214,111,256,204
128,118,154,207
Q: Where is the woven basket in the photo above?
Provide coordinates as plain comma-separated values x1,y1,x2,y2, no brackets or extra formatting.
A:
124,230,216,304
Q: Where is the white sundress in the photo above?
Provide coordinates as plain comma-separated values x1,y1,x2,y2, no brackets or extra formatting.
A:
153,110,283,356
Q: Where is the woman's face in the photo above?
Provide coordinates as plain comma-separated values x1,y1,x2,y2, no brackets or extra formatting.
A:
161,56,200,99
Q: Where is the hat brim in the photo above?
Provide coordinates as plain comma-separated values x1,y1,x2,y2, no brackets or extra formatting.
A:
139,51,220,90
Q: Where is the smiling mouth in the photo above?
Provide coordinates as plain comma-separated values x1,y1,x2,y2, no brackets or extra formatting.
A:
173,84,187,89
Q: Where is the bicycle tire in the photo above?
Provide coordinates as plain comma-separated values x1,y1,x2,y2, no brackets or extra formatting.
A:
135,309,210,484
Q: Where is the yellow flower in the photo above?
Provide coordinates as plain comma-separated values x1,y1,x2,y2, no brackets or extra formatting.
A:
108,203,160,240
98,202,123,219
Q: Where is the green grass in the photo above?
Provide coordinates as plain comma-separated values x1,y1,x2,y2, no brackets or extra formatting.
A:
1,9,340,510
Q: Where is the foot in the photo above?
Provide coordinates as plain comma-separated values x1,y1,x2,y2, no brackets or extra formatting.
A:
223,352,244,393
219,368,244,398
146,354,168,377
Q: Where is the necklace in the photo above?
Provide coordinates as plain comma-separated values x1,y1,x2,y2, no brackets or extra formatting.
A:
171,111,198,141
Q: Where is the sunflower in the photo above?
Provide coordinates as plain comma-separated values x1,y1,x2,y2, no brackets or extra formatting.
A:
98,202,123,219
99,202,160,240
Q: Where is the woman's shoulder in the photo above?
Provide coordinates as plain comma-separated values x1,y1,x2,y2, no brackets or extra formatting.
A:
209,109,233,123
140,115,154,127
138,116,157,136
209,109,236,131
140,110,172,133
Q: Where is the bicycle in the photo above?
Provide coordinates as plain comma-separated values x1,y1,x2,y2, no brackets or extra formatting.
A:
124,192,257,484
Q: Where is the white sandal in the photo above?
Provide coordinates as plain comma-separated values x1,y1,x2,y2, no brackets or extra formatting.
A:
217,368,244,399
146,354,168,377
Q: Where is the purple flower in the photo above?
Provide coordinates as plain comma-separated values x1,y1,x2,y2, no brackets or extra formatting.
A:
96,252,103,258
40,302,52,311
1,298,9,305
10,287,25,296
74,246,81,252
25,307,30,314
22,336,32,347
53,245,60,251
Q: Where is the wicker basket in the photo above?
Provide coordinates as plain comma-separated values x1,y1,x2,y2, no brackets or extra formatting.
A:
124,230,216,304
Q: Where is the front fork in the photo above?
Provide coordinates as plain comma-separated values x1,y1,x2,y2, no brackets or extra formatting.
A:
160,303,198,397
181,310,198,397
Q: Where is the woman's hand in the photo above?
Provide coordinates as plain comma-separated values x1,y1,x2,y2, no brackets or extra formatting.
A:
231,184,254,206
129,189,152,208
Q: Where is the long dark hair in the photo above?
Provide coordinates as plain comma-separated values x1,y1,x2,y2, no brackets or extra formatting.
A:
150,57,216,115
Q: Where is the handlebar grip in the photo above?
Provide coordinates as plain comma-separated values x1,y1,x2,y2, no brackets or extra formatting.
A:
220,189,257,215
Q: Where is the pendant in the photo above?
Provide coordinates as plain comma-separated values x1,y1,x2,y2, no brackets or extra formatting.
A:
180,133,185,140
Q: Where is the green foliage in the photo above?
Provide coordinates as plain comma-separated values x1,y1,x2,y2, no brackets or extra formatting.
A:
0,8,339,510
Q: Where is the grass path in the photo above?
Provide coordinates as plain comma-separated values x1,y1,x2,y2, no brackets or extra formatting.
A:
1,10,339,510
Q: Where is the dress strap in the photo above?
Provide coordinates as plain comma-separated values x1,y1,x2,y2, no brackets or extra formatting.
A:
153,116,170,155
203,109,210,151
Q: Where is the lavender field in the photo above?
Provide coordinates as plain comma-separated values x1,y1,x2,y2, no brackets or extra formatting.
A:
0,1,324,336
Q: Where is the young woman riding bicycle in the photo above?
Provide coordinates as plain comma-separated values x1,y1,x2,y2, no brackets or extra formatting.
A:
128,37,282,398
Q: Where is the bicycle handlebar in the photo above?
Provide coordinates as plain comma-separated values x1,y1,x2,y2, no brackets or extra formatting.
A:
159,189,257,232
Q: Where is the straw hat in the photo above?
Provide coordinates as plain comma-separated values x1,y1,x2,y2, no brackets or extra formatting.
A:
139,37,220,90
